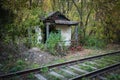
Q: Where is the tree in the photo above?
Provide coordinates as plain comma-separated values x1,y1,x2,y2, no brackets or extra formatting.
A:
93,0,120,43
0,0,43,44
72,0,94,44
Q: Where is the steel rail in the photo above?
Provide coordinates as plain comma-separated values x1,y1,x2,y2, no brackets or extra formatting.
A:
0,51,120,79
70,62,120,80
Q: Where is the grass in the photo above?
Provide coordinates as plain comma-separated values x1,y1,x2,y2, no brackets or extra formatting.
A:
84,61,99,68
26,73,36,80
77,64,95,72
106,74,120,80
94,60,111,68
41,67,49,73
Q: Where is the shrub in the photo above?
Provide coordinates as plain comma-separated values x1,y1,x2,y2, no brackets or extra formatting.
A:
46,32,61,55
37,43,45,50
85,36,106,49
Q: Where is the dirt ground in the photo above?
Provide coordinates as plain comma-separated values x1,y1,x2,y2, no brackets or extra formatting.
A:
0,43,120,69
0,43,120,74
59,44,120,62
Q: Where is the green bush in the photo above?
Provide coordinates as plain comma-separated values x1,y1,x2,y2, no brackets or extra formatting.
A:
85,36,106,49
46,32,61,55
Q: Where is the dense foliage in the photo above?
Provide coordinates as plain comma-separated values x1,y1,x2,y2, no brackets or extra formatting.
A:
0,0,120,76
46,32,61,55
0,0,120,49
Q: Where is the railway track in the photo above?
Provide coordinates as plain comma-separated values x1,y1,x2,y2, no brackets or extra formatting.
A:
0,51,120,80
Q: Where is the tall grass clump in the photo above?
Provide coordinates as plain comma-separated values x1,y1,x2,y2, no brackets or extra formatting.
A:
46,32,61,55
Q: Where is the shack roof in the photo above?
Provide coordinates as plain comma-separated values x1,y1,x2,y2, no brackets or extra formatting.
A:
41,11,79,25
41,11,69,21
55,20,79,25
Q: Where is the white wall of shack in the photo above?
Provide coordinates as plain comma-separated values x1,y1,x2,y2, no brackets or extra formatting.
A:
56,25,71,46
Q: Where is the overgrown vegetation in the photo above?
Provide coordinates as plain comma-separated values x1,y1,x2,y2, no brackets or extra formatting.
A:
41,67,49,73
84,36,107,49
107,74,120,80
1,59,27,73
46,32,63,55
0,0,120,76
36,53,120,80
0,0,120,49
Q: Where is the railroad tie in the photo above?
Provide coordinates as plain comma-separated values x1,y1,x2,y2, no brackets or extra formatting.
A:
97,75,107,80
61,69,78,76
89,61,98,65
69,66,87,73
34,74,47,80
49,71,65,79
88,61,100,67
74,65,89,73
81,63,97,69
1,51,119,80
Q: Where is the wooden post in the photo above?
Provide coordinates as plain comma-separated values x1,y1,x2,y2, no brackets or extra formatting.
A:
75,25,78,46
46,23,50,40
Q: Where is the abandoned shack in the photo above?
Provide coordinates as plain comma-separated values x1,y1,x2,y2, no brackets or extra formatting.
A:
41,11,79,46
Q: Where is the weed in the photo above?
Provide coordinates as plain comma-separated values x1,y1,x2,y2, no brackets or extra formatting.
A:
9,59,27,72
31,63,40,68
107,74,120,80
37,43,45,50
41,67,49,73
27,73,35,79
78,64,94,72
